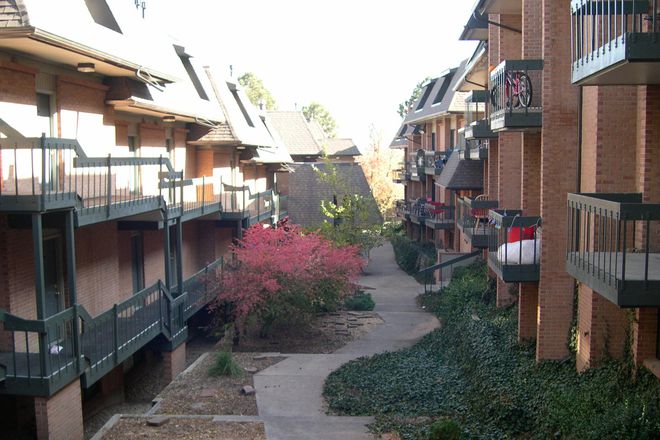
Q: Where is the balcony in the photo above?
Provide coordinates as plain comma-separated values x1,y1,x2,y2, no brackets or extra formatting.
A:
409,199,430,224
464,90,497,140
459,196,499,248
424,203,455,230
0,137,226,226
0,257,225,396
566,193,660,307
571,0,660,85
489,60,544,131
395,199,411,220
487,209,542,282
219,185,279,225
462,140,489,161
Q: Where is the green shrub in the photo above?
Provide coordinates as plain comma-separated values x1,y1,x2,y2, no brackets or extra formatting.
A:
390,234,436,283
208,350,243,377
429,419,462,440
344,291,375,311
324,262,660,440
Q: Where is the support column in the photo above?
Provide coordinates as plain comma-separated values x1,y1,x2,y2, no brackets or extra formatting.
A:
64,211,77,304
32,214,46,319
518,283,538,343
34,379,83,440
163,220,171,292
175,219,183,296
162,342,186,382
633,308,659,366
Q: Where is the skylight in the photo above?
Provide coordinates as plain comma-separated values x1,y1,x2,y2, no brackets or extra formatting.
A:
432,73,454,105
416,80,436,111
231,89,254,127
84,0,122,34
173,45,209,101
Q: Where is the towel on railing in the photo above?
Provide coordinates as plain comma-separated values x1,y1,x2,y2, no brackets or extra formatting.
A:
497,239,540,265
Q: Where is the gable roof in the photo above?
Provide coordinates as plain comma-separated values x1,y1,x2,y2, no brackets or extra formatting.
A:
287,162,381,227
403,59,469,124
436,152,484,190
267,111,322,156
322,138,361,156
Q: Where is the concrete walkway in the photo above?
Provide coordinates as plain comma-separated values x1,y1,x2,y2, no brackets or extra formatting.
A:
253,243,440,440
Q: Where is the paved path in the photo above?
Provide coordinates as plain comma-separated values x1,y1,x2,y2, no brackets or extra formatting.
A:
254,243,440,440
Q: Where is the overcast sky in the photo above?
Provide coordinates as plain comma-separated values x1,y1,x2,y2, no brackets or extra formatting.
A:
147,1,477,151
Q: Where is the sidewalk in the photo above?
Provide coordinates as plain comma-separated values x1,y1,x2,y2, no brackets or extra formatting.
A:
254,242,441,440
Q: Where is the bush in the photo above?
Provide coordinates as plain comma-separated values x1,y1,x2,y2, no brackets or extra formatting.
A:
429,419,462,440
208,350,243,377
390,234,436,283
324,262,660,439
344,291,375,311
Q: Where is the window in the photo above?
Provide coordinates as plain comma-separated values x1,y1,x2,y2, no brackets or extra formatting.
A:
84,0,122,34
174,45,209,101
432,73,453,105
128,135,138,152
130,233,144,293
416,80,436,111
231,89,254,127
431,133,436,151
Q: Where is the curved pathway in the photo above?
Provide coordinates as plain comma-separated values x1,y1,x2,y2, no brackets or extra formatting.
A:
253,242,440,440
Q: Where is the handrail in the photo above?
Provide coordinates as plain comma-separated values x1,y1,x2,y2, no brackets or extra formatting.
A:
418,250,482,275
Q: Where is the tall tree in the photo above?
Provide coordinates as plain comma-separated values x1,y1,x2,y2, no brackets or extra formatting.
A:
302,102,337,137
238,72,277,110
360,124,400,218
398,76,432,118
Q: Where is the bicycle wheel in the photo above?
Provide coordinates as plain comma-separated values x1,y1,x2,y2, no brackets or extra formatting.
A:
490,83,500,109
518,73,532,108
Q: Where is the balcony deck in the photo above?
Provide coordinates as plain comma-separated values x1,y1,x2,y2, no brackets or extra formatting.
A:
571,1,660,85
566,192,660,307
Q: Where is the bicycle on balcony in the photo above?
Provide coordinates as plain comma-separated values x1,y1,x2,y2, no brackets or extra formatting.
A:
490,69,532,111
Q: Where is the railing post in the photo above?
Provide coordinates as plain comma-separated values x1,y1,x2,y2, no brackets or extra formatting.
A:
159,155,163,202
106,154,112,218
41,134,46,207
202,175,206,214
72,305,81,374
179,171,184,215
113,304,119,364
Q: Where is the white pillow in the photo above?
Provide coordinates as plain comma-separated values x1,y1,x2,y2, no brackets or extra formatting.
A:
497,239,540,265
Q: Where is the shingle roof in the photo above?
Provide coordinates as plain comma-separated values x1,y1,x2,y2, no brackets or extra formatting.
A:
287,163,381,227
389,123,413,149
436,152,484,190
267,111,322,156
0,0,28,27
322,138,361,156
403,59,469,124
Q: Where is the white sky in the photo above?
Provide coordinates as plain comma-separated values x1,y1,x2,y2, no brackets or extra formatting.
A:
147,1,477,152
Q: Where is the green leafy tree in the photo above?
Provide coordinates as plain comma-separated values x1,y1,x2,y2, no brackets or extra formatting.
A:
302,102,337,137
398,76,432,118
238,72,277,110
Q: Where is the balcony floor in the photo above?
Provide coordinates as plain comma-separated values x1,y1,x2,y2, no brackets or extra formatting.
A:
567,252,660,281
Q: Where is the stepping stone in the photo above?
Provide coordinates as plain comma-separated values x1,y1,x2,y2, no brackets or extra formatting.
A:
244,367,258,373
241,385,256,395
147,416,170,427
191,403,206,410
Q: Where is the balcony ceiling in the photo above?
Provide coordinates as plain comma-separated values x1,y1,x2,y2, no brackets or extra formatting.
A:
479,0,522,15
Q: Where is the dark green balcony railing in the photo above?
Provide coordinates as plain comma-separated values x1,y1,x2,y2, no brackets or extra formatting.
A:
425,204,455,230
487,209,542,282
460,196,498,248
0,257,225,396
489,60,544,131
571,0,660,85
465,90,497,140
566,193,660,307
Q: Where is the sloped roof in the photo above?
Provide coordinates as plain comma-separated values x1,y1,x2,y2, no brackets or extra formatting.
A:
307,118,326,141
267,111,322,156
436,152,483,190
403,59,469,124
287,162,381,227
322,138,361,156
389,123,413,149
0,0,181,82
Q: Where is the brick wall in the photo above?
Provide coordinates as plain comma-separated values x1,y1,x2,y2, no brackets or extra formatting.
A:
487,141,498,198
34,378,83,440
521,133,541,216
162,342,186,382
182,222,200,279
537,0,579,361
633,308,658,364
143,229,165,287
519,282,538,342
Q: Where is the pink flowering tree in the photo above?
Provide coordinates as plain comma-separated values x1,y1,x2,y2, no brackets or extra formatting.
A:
212,220,365,338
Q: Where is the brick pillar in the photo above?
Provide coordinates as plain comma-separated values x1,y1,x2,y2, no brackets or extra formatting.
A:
521,133,541,216
487,141,498,199
162,342,187,382
496,278,516,308
536,0,579,361
519,282,538,342
576,285,628,371
34,379,84,440
196,149,214,177
633,308,659,365
100,364,125,397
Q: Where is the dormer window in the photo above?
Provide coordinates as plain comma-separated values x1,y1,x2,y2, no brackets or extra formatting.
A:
174,45,209,101
228,84,254,127
84,0,122,34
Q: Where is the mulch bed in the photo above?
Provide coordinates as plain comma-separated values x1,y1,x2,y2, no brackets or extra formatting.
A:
235,311,382,354
101,417,265,440
154,352,283,416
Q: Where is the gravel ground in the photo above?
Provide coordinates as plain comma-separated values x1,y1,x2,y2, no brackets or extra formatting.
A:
101,417,266,440
235,311,382,353
154,352,283,416
84,403,152,440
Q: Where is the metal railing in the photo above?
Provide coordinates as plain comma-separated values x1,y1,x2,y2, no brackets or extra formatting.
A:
571,0,660,84
487,209,542,282
461,196,498,245
0,256,226,395
489,60,544,130
566,193,660,305
418,250,482,294
426,204,455,224
465,90,497,140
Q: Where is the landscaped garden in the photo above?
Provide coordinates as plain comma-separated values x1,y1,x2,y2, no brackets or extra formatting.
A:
324,262,660,440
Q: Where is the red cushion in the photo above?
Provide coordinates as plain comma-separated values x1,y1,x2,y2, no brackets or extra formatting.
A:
507,225,536,243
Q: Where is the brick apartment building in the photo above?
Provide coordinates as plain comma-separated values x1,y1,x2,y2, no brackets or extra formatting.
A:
393,0,659,377
0,1,291,439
